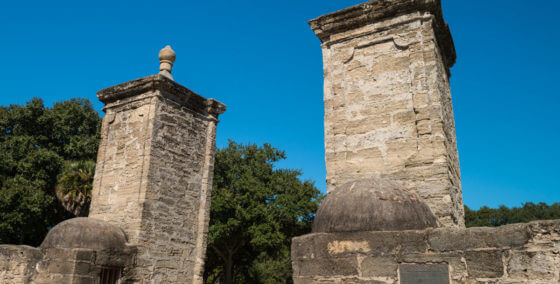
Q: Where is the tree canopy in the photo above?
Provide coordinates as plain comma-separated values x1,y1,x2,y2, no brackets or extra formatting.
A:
0,98,101,245
204,141,322,284
465,202,560,227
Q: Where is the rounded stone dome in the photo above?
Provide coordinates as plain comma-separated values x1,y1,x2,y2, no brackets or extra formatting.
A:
312,178,438,233
41,217,127,251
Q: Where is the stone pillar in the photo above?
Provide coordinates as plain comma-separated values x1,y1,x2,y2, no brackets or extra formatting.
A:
310,0,463,227
89,47,226,283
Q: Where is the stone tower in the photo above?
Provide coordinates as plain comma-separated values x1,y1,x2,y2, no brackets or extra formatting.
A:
310,0,463,226
89,46,226,283
293,2,560,283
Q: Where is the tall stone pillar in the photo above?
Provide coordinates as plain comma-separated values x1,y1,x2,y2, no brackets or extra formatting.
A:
310,0,463,226
89,46,226,283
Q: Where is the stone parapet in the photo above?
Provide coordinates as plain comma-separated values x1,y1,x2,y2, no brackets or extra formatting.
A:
292,220,560,283
97,74,225,118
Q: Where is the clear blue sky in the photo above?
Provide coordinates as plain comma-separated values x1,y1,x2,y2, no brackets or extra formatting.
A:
1,1,558,209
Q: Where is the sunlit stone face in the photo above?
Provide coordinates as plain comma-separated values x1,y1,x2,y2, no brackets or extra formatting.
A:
312,2,463,227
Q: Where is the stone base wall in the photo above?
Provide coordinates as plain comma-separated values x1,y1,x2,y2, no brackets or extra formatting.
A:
0,245,135,283
33,248,134,284
0,245,42,283
292,220,560,283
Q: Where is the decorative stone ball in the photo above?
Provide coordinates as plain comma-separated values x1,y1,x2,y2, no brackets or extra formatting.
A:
40,217,127,251
312,178,439,233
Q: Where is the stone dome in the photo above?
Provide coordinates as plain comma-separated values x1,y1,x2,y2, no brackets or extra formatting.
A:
312,178,438,233
41,217,127,251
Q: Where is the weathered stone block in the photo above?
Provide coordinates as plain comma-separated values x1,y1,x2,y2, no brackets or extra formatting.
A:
73,249,94,262
361,256,398,277
399,263,450,284
71,275,97,284
428,222,536,252
293,257,359,277
428,227,490,251
45,261,75,274
364,231,428,256
399,252,466,279
465,250,504,278
507,250,560,280
73,261,93,275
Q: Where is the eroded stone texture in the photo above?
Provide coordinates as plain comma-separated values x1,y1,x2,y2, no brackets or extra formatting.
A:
32,247,135,284
310,0,463,227
31,217,135,283
312,178,438,233
0,241,135,283
0,245,42,283
292,220,560,283
40,217,127,251
89,74,225,283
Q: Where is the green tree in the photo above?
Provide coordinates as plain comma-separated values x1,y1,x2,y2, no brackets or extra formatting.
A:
465,202,560,228
55,160,96,217
0,98,101,245
205,141,322,284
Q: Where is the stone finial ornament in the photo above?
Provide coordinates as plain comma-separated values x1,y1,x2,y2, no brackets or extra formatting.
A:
159,45,176,80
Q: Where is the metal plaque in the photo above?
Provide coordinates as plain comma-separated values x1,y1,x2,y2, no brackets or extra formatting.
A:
399,263,450,284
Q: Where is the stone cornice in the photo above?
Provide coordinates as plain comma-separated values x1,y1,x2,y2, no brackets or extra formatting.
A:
309,0,456,69
97,74,226,118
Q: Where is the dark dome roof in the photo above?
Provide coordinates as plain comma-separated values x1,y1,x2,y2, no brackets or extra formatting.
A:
41,217,127,251
312,178,438,233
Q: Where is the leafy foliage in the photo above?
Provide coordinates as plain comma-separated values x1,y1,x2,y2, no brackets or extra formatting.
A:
55,160,96,217
205,141,323,284
0,98,101,245
465,202,560,227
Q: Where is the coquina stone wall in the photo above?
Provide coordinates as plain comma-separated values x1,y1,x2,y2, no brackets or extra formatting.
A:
0,245,133,283
32,247,133,284
310,0,463,227
292,220,560,283
89,74,225,283
0,245,41,283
